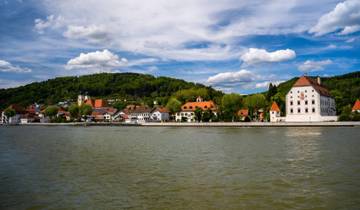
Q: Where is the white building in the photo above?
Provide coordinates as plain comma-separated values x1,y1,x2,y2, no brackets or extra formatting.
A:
151,107,170,122
285,76,337,122
175,96,217,122
270,102,285,122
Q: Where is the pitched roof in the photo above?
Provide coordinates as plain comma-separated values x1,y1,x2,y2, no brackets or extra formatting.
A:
124,105,153,114
181,101,217,111
94,99,107,108
153,107,169,113
237,109,249,117
352,99,360,111
270,102,280,112
292,76,331,97
84,99,94,107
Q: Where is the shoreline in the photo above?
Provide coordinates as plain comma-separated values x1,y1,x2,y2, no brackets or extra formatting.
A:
1,122,360,127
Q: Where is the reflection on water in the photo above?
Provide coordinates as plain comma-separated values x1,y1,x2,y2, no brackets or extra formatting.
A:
0,126,359,210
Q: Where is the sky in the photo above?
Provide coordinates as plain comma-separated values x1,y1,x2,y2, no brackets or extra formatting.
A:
0,0,359,94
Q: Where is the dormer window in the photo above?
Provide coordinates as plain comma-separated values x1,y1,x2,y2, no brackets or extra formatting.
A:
183,106,187,109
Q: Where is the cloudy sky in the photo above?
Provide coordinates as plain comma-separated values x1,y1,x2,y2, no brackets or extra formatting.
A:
1,0,359,93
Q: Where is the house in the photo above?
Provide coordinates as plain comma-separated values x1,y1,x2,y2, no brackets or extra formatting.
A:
91,107,117,122
285,76,337,122
269,102,284,122
237,109,249,121
94,99,107,108
352,99,360,113
57,107,71,121
120,105,154,123
151,107,170,121
175,96,217,122
1,104,25,124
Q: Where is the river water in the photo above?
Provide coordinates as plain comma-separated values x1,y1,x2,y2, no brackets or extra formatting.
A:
0,126,359,209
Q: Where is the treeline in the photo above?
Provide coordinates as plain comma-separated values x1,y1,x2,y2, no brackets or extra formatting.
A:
0,73,222,109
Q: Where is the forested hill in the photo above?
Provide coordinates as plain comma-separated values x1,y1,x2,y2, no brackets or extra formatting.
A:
269,71,360,113
0,73,222,109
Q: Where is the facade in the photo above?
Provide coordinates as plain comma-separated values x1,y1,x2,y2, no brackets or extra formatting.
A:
122,105,153,123
175,96,217,122
270,102,284,122
352,99,360,113
285,76,337,122
151,107,170,121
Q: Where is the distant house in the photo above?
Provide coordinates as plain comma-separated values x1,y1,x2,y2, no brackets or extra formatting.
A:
151,107,170,121
57,107,71,121
237,109,249,121
285,76,337,122
352,99,360,113
175,96,217,122
269,102,284,122
1,104,26,124
91,107,117,122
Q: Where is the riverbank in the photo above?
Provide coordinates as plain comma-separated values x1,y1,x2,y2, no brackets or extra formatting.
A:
2,121,360,127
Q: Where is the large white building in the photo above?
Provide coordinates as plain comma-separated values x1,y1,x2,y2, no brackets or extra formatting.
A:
285,76,337,122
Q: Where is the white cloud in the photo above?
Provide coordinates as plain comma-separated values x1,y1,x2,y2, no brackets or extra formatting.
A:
36,0,335,61
64,25,109,42
241,48,296,65
309,0,360,36
207,69,257,86
0,60,31,73
339,25,360,35
34,15,64,33
66,49,127,70
298,59,333,72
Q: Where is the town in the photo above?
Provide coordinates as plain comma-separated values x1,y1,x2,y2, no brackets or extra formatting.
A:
1,76,360,125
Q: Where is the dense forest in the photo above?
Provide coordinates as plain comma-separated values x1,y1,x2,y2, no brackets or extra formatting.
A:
0,73,223,109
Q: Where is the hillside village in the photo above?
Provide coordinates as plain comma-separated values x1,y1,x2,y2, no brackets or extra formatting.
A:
1,76,360,125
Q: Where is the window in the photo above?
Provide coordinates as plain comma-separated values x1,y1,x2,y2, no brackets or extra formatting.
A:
297,91,300,93
204,106,207,108
189,106,192,109
290,91,292,94
305,100,308,105
290,108,293,113
312,100,315,105
297,101,300,105
184,106,187,109
312,90,314,92
305,90,307,93
312,108,315,113
305,108,308,113
272,111,275,114
290,101,293,105
298,108,301,113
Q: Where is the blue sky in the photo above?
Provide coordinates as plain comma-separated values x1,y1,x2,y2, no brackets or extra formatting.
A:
0,0,359,94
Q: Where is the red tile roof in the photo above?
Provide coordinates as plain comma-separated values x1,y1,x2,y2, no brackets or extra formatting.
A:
94,99,107,108
181,101,217,111
292,76,331,97
84,99,94,107
352,99,360,111
270,102,280,112
153,107,169,113
237,109,249,117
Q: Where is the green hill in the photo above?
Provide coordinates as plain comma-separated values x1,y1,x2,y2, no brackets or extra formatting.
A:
0,73,222,109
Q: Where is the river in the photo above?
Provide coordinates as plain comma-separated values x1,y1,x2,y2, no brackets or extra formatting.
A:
0,126,359,209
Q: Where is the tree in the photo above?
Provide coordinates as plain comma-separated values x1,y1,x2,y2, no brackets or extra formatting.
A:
4,107,16,118
80,104,93,116
45,105,59,118
244,94,267,110
267,83,278,101
202,109,214,122
221,93,242,121
166,97,182,113
68,104,80,120
113,101,127,110
339,105,352,121
194,107,202,122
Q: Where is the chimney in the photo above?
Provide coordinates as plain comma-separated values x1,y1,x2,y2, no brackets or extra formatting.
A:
317,76,321,85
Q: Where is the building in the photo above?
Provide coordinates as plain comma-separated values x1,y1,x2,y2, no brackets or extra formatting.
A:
121,105,154,123
269,102,284,122
175,96,217,122
1,104,25,124
237,109,249,121
151,107,170,121
285,76,337,122
352,99,360,113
